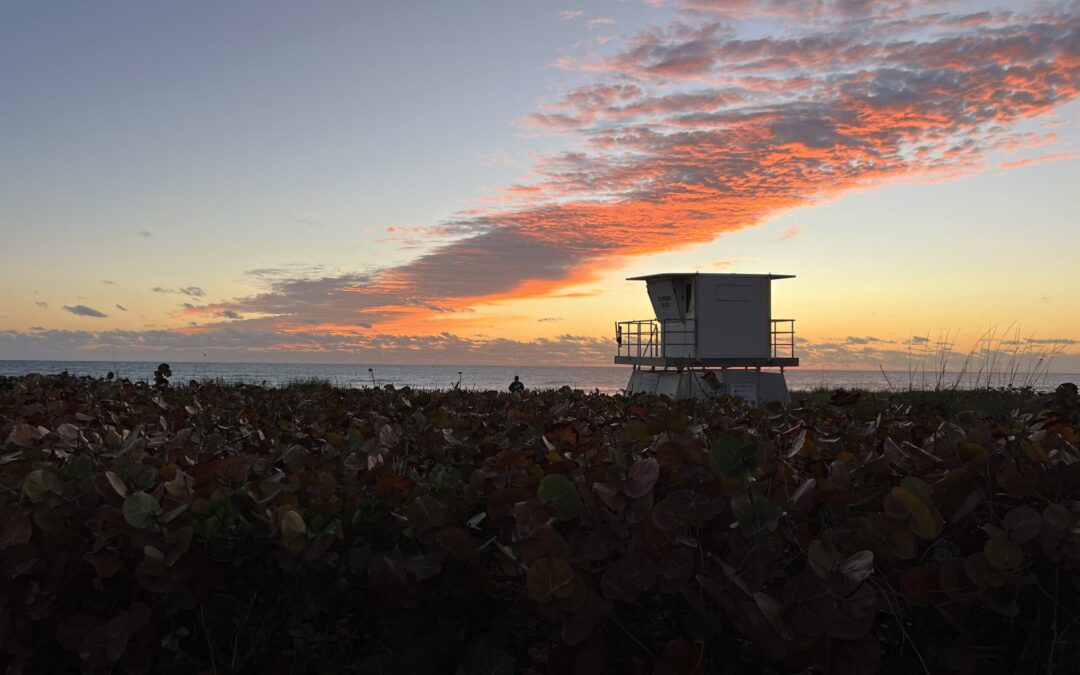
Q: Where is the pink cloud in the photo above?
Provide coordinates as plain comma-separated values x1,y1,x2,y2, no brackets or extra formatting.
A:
778,225,803,241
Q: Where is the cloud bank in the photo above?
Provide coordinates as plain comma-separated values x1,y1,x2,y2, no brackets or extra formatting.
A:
191,2,1079,337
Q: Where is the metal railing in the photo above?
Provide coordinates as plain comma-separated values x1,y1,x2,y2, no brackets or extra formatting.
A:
615,319,696,359
771,319,796,358
615,317,796,360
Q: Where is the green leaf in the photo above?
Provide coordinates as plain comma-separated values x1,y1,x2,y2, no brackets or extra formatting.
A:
123,492,162,529
984,525,1023,571
23,469,63,502
117,425,143,455
429,465,461,492
900,476,932,503
537,475,581,521
281,510,307,551
624,420,652,444
709,432,763,477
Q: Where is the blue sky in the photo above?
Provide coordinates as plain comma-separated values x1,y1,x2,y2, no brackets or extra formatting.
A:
2,0,1078,370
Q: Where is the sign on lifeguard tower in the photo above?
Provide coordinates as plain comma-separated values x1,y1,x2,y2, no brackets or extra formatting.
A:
615,273,798,403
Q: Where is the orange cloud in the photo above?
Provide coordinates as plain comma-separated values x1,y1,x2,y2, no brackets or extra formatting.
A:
998,152,1076,170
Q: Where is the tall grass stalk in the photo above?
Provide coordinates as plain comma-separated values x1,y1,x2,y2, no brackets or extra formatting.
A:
898,323,1063,392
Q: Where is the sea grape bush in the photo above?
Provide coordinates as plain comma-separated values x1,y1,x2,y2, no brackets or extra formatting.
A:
1,374,1079,674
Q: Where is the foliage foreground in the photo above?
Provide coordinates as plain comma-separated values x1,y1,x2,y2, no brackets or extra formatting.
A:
2,374,1079,674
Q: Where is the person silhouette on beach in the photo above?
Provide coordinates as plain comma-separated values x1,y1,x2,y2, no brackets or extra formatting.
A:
509,375,524,393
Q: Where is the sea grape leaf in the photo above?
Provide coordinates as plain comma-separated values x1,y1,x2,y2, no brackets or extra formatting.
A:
281,510,307,551
123,492,162,529
105,471,128,498
561,592,609,647
470,648,514,675
527,557,575,603
786,429,807,458
117,425,144,455
984,525,1023,571
887,487,941,539
405,555,442,581
853,399,877,423
7,423,44,447
1002,506,1042,544
829,550,874,597
899,476,932,503
23,469,63,502
738,498,782,538
538,475,581,521
647,408,689,435
624,458,659,499
710,432,763,477
407,495,448,531
653,639,705,675
624,419,652,444
1,515,33,549
429,465,461,492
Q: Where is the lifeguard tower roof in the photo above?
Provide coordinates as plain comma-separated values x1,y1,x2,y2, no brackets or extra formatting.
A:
627,272,795,281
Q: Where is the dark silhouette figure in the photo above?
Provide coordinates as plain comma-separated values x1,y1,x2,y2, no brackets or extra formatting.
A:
509,375,524,393
153,363,172,388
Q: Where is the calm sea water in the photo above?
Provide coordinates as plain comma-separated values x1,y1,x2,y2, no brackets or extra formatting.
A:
1,360,1076,394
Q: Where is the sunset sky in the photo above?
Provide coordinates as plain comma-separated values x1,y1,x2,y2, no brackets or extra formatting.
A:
2,0,1079,369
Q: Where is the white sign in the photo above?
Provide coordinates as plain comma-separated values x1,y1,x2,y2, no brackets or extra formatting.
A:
730,383,758,403
640,371,660,394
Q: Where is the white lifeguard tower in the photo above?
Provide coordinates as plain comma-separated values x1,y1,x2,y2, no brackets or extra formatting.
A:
615,273,798,403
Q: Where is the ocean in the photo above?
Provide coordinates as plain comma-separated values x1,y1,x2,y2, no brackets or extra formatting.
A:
0,360,1076,394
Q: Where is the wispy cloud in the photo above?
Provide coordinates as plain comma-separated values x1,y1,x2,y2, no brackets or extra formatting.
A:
62,305,107,318
289,213,322,228
998,152,1076,170
35,301,49,309
116,304,128,311
102,280,116,285
137,230,152,238
538,317,564,323
152,286,206,297
778,225,802,241
560,10,583,20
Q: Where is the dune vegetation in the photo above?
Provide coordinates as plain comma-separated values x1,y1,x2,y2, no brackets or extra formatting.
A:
1,372,1079,674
